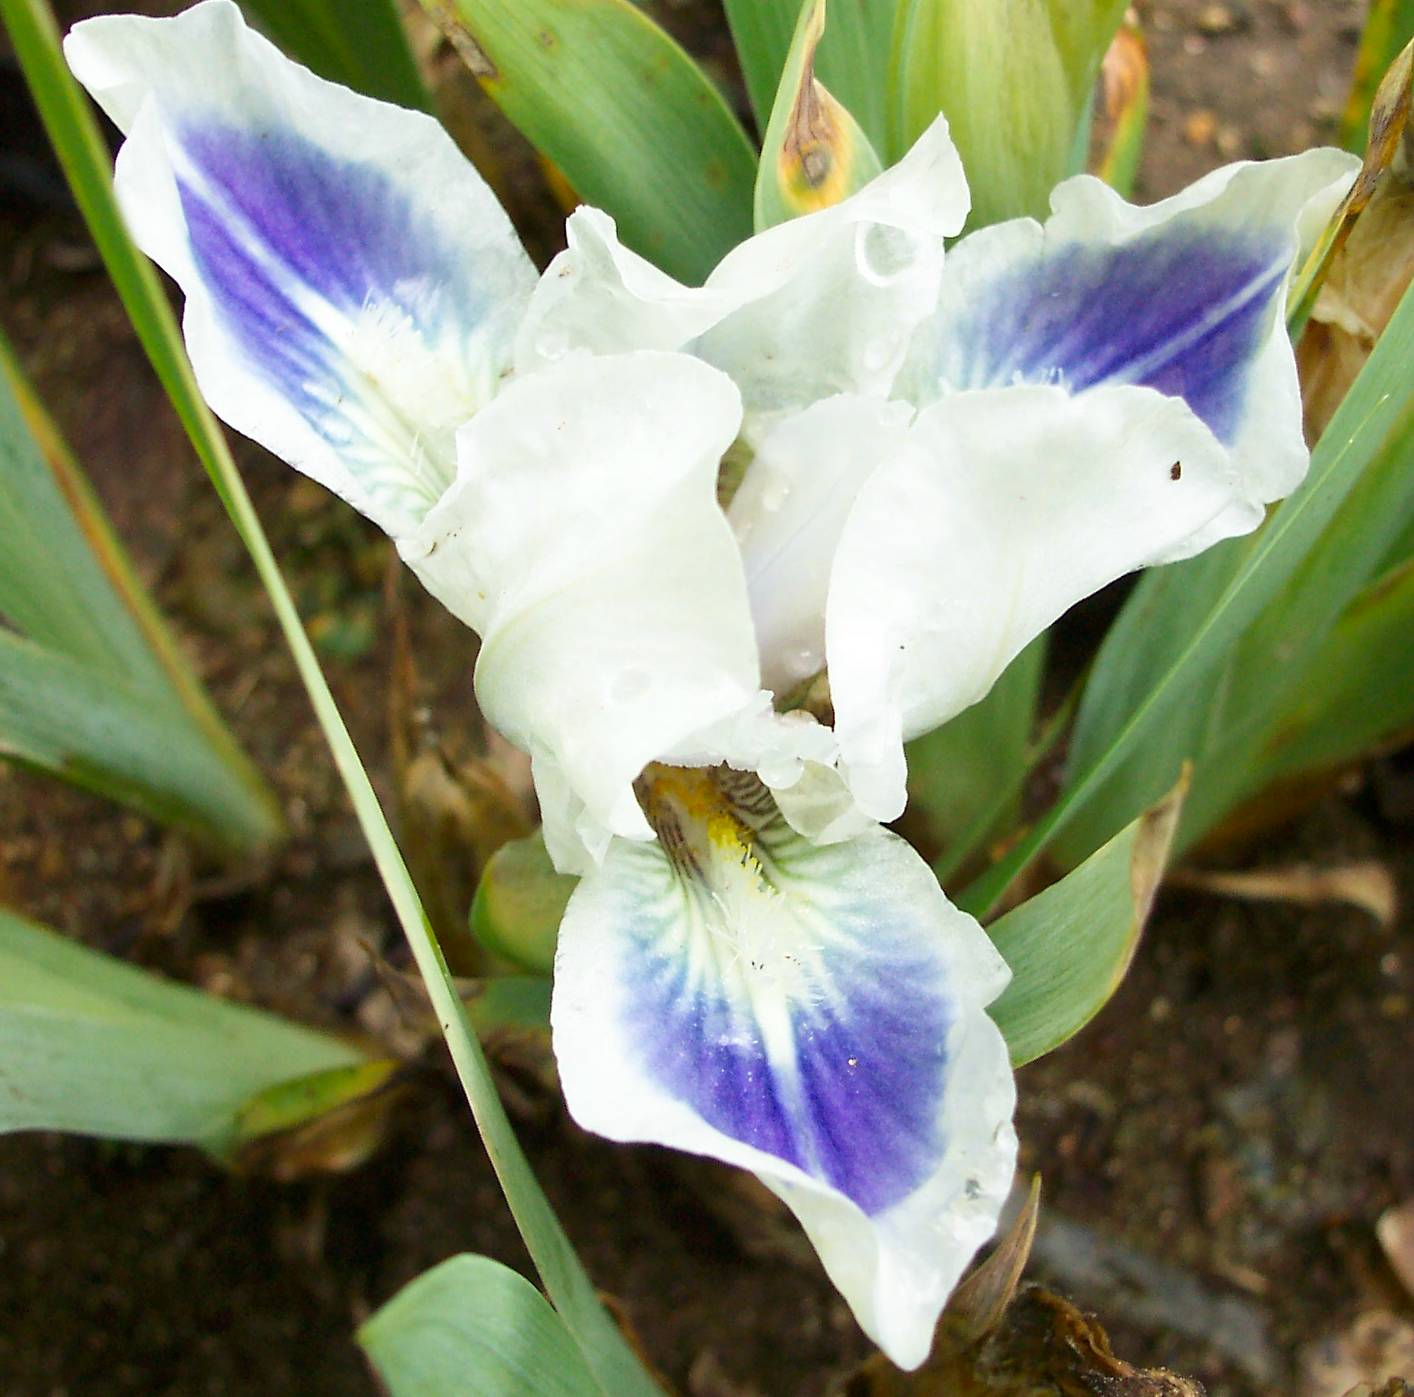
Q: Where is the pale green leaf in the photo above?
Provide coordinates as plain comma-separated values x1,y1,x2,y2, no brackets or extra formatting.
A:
0,329,281,852
0,906,363,1149
988,780,1183,1067
754,0,882,230
891,0,1128,224
462,975,553,1039
471,830,575,976
0,627,277,846
359,1254,599,1397
231,1059,401,1147
422,0,755,282
0,334,138,672
6,3,659,1387
1183,554,1414,838
906,637,1045,885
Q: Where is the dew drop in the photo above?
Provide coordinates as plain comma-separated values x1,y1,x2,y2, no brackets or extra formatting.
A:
783,645,821,682
760,480,791,514
854,222,925,286
861,333,902,374
534,326,570,361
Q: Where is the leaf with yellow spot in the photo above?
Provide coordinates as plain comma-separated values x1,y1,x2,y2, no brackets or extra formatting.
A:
754,0,882,231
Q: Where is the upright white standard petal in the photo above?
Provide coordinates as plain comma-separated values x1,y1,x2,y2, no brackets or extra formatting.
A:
827,386,1235,821
553,767,1016,1368
901,149,1359,544
518,117,970,423
729,395,914,697
65,0,535,538
400,353,770,871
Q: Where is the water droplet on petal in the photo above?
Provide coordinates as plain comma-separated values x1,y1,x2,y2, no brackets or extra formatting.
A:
861,333,902,373
535,326,570,361
854,222,925,286
784,645,821,681
760,480,791,513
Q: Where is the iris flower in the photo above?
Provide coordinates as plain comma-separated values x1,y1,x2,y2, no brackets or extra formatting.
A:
67,0,1356,1367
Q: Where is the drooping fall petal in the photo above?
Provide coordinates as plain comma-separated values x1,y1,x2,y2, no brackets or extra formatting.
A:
553,768,1016,1367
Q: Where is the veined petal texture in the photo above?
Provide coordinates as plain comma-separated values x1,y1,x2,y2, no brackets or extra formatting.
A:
66,0,535,538
553,766,1016,1367
402,353,768,871
518,117,970,425
904,150,1359,526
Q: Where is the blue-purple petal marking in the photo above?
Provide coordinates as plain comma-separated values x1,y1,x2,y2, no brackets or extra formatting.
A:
938,228,1288,444
620,856,954,1217
174,121,481,447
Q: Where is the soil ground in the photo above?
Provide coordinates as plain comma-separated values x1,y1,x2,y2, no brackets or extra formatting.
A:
1,2,1410,1394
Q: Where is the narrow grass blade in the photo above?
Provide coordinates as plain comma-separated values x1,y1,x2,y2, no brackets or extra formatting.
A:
239,0,430,110
422,0,755,283
2,3,661,1390
0,906,364,1149
360,1255,601,1397
988,779,1183,1068
754,0,882,230
963,276,1414,917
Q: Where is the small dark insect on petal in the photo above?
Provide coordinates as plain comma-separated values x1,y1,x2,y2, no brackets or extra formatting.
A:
1170,461,1183,481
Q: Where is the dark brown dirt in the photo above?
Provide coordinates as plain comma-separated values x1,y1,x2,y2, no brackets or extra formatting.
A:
1,2,1409,1395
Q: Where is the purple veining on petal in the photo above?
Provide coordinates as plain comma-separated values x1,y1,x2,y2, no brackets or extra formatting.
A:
941,228,1286,443
173,121,479,438
622,889,951,1216
630,931,806,1173
792,944,951,1214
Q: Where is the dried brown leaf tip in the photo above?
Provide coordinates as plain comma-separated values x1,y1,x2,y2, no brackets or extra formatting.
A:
836,1178,1204,1394
946,1175,1043,1344
839,1276,1208,1395
1130,767,1188,927
1171,858,1399,929
429,2,498,79
1289,37,1413,330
